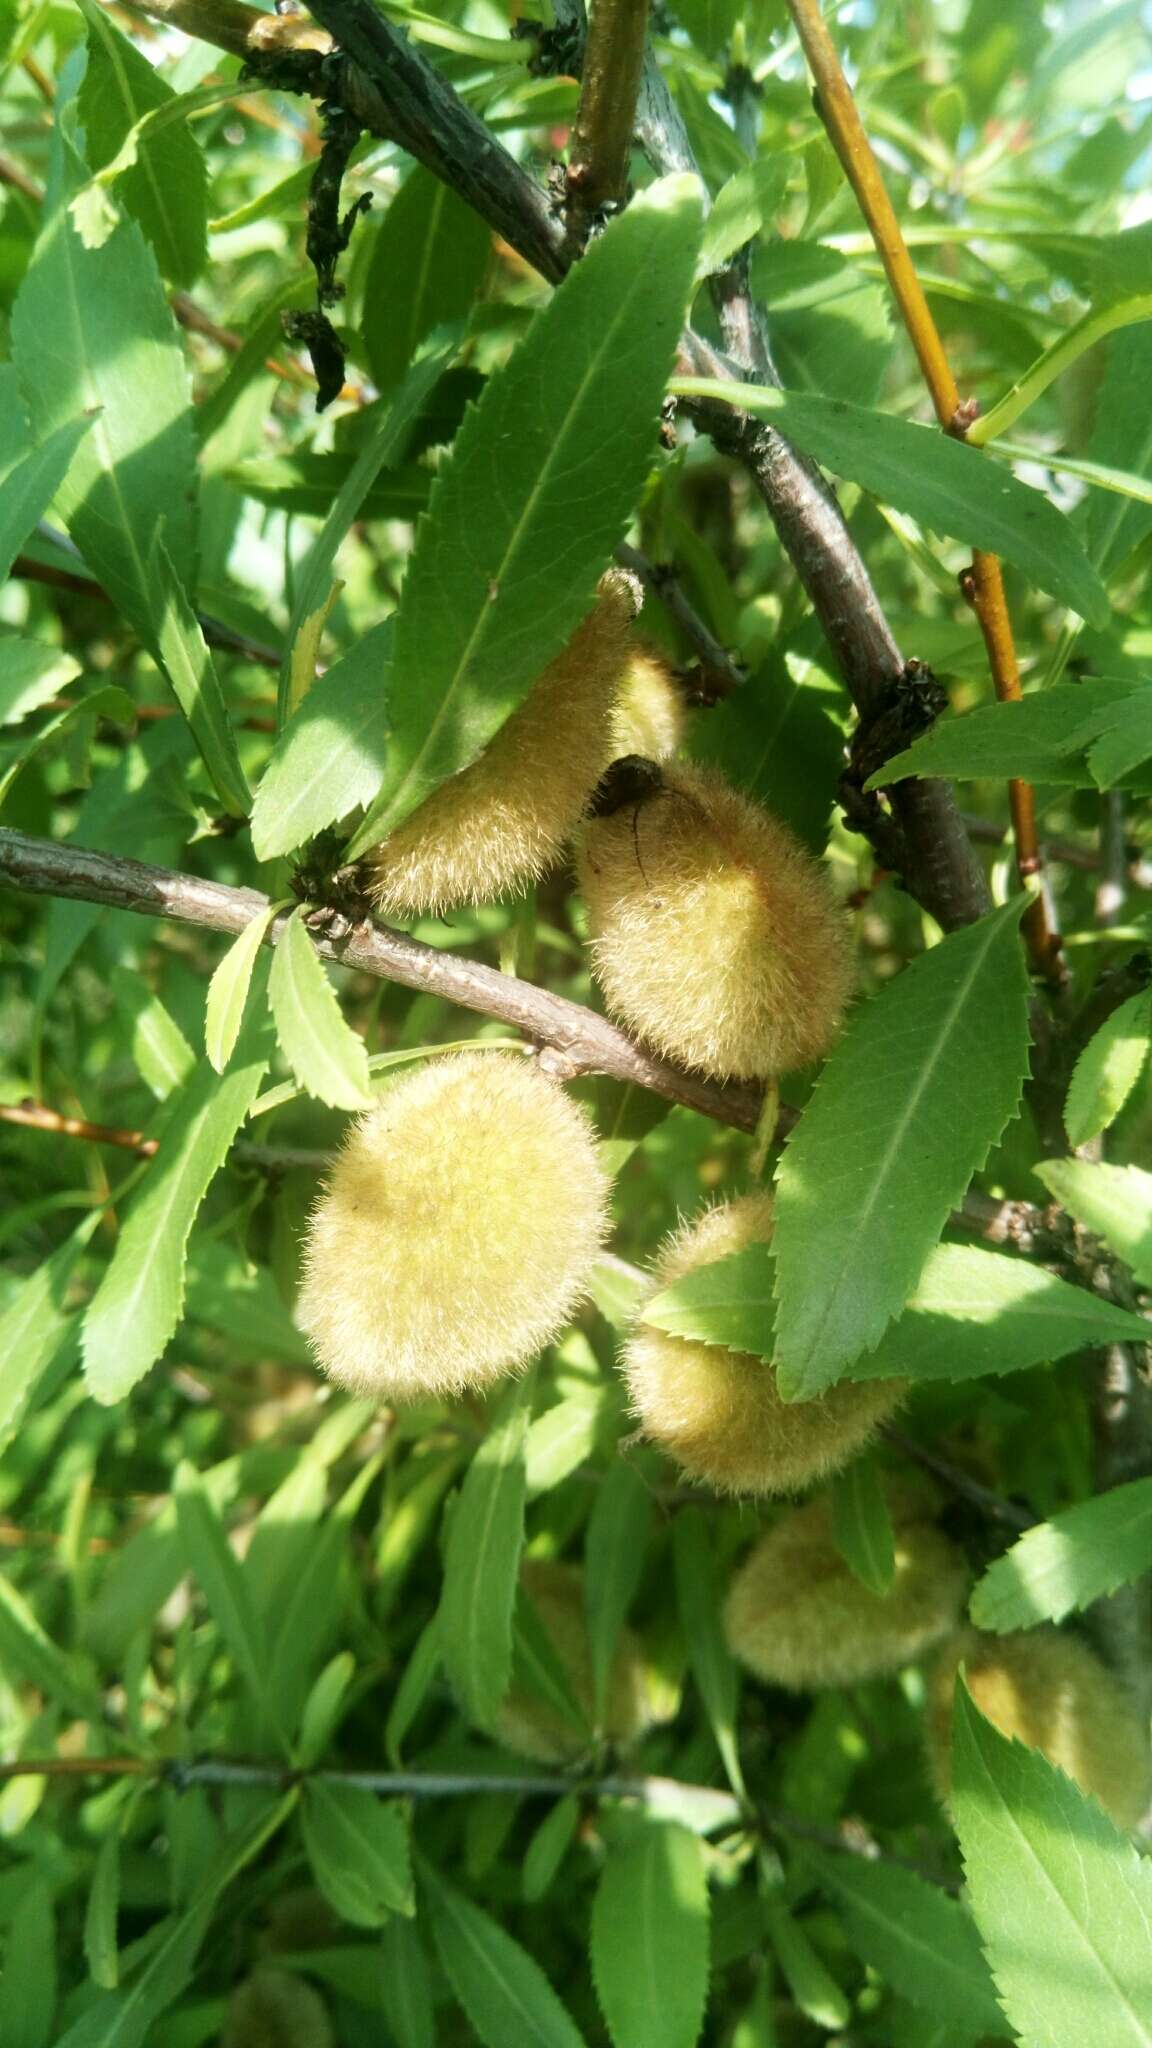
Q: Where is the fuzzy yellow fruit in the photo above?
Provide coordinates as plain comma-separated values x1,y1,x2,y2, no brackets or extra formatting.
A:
927,1625,1152,1831
295,1054,610,1401
496,1561,653,1763
370,576,637,918
576,759,852,1079
608,645,687,762
723,1489,969,1691
622,1195,903,1496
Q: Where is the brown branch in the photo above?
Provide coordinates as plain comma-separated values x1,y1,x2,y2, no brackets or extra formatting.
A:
784,0,1059,981
0,831,772,1137
563,0,650,256
0,1101,331,1176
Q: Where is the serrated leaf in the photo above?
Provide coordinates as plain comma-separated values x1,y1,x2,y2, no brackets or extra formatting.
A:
76,0,207,287
584,1460,651,1723
0,416,95,590
1035,1158,1152,1286
592,1823,710,2048
1087,689,1152,789
380,1917,436,2048
302,1784,413,1928
643,1243,774,1351
147,537,250,817
869,679,1142,789
423,1862,586,2048
174,1460,277,1732
830,1456,896,1596
84,1832,121,1992
250,624,391,862
0,683,135,809
82,993,273,1403
810,1852,1003,2037
267,906,374,1110
772,900,1033,1397
697,159,788,276
438,1372,533,1728
279,340,454,719
953,1679,1152,2047
345,173,704,857
108,963,195,1099
204,902,282,1073
363,167,490,395
970,1477,1152,1631
764,1900,850,2031
10,123,198,653
673,1509,745,1797
670,378,1110,627
1065,988,1152,1145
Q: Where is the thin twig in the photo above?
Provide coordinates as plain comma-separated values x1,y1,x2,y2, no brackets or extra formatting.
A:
784,0,1060,983
0,1101,331,1176
882,1425,1036,1532
614,542,745,698
562,0,650,256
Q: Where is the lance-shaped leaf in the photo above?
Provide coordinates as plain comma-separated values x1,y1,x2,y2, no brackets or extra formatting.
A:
670,378,1110,626
76,0,207,287
10,124,198,654
302,1784,413,1928
267,907,374,1111
1036,1158,1152,1287
584,1460,651,1723
952,1680,1152,2048
362,168,490,396
148,537,250,817
251,624,391,862
673,1508,745,1796
1064,988,1152,1147
591,1823,710,2048
809,1852,1003,2038
82,994,273,1403
772,899,1032,1398
438,1372,533,1728
423,1861,586,2048
829,1455,896,1596
0,417,95,591
971,1478,1152,1632
870,680,1144,790
204,902,283,1074
345,173,703,857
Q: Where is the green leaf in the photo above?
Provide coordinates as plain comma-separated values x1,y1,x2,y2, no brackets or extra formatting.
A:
0,1218,96,1457
438,1372,533,1727
82,994,273,1403
524,1387,605,1498
267,906,374,1111
108,964,195,1100
592,1823,710,2048
1082,326,1152,573
1065,989,1152,1145
363,168,490,395
952,1679,1152,2048
0,1573,102,1718
296,1652,355,1768
278,340,454,719
204,903,283,1074
0,640,80,726
584,1460,652,1723
1035,1158,1152,1286
146,538,250,817
697,159,789,277
0,1880,56,2048
250,623,391,862
847,1240,1152,1382
10,123,198,654
174,1460,277,1732
772,899,1033,1397
970,292,1152,449
423,1862,587,2048
0,684,135,809
970,1477,1152,1631
829,1456,896,1597
345,173,704,857
302,1784,413,1928
84,1832,122,1992
379,1917,436,2048
522,1795,580,1904
1085,689,1152,790
0,417,96,589
868,679,1141,789
673,1508,745,1797
644,1243,774,1351
76,0,207,287
809,1853,1003,2038
763,1901,850,2032
670,378,1110,627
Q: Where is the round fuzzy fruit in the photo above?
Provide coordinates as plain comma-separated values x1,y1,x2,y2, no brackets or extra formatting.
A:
576,759,852,1080
609,646,687,762
927,1625,1152,1831
723,1488,969,1691
370,575,637,918
296,1053,610,1401
496,1560,653,1763
621,1195,903,1497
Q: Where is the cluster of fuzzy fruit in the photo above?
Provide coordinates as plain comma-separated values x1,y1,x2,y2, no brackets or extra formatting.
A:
293,585,1152,1832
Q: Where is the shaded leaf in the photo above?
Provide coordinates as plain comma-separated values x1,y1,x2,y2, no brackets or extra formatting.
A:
108,964,195,1100
77,0,207,286
1035,1157,1152,1286
424,1862,586,2048
592,1824,710,2048
584,1460,652,1723
0,1881,56,2048
764,1901,850,2032
0,417,96,590
871,679,1141,789
380,1917,436,2048
363,169,489,394
1064,988,1152,1146
810,1853,1002,2038
673,1508,745,1797
267,907,374,1110
829,1456,896,1597
174,1460,277,1733
772,901,1033,1397
302,1784,413,1928
970,1477,1152,1631
84,1832,122,1992
147,537,250,817
438,1372,533,1727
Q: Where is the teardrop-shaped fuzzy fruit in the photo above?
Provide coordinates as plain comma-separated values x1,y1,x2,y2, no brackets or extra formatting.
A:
724,1487,969,1691
927,1625,1152,1831
370,574,637,917
576,760,852,1079
608,645,687,762
621,1195,902,1496
296,1053,610,1400
496,1560,654,1763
